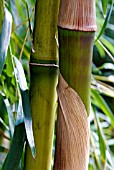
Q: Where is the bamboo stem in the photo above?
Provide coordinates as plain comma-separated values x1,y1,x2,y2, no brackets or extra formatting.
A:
58,28,95,114
54,0,96,169
24,0,60,170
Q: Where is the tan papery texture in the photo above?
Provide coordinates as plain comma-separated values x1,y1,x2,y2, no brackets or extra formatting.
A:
54,74,90,170
58,0,97,31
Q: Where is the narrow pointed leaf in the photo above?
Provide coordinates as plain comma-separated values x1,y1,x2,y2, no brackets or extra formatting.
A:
14,57,36,158
2,123,26,170
91,89,114,127
22,0,35,6
95,1,113,42
25,0,35,6
93,106,106,166
14,56,28,91
101,0,109,16
15,98,24,125
21,90,36,158
0,117,9,130
0,8,12,74
91,80,114,98
4,99,15,138
98,63,114,71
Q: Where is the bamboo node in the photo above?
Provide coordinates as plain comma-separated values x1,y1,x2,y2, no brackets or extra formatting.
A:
29,62,59,68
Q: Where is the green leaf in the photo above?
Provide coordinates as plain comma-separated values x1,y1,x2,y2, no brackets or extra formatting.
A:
95,1,113,42
15,98,24,125
21,90,36,158
97,40,114,62
0,8,12,75
4,99,15,138
23,0,35,6
0,117,9,130
13,56,28,91
14,57,36,158
93,106,106,166
98,63,114,70
100,37,114,55
5,53,13,77
2,123,26,170
101,0,109,16
91,89,114,127
95,41,105,58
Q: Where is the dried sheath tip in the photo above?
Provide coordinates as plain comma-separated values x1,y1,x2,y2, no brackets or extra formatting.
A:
58,0,97,31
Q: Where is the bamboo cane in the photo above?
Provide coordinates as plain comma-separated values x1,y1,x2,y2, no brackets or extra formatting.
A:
24,0,60,170
54,0,97,170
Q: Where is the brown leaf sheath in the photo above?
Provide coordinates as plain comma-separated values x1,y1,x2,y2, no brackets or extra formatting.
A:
54,75,90,170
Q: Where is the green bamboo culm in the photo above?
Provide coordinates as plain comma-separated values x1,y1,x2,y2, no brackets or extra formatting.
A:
54,0,97,170
24,0,60,170
58,0,97,114
0,0,4,33
58,29,95,114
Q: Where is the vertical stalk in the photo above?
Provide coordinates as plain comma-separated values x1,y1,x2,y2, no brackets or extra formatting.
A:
58,29,94,114
54,0,96,169
58,0,97,113
24,0,60,170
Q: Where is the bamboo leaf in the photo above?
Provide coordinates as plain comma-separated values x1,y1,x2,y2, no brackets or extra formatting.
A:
91,89,114,127
100,37,114,55
95,41,105,58
0,117,9,130
97,40,114,62
14,56,36,158
0,8,12,75
22,0,35,6
98,63,114,70
2,123,26,170
101,0,109,16
4,99,15,138
94,75,114,83
93,106,106,166
15,98,24,125
55,74,89,170
95,1,113,42
21,90,36,158
14,56,28,91
91,80,114,98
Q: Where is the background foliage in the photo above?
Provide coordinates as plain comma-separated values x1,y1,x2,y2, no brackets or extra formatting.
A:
0,0,114,169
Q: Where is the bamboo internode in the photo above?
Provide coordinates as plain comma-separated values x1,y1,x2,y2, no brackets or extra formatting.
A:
58,0,97,31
